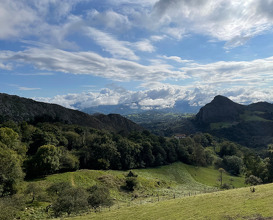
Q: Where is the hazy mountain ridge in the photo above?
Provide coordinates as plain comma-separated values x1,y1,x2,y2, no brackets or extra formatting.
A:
82,100,200,115
0,93,142,134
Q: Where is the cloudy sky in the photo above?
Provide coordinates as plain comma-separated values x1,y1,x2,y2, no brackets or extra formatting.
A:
1,0,273,110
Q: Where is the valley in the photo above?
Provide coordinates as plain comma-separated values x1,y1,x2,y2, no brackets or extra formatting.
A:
1,93,273,220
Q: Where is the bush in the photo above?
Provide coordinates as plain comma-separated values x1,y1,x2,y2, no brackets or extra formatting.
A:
87,185,113,209
52,187,89,217
46,181,71,196
127,170,138,177
220,183,231,190
245,175,263,186
0,195,24,220
125,177,139,191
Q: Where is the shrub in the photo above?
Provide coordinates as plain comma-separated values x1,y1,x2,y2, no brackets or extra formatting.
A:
245,175,263,186
87,185,113,210
46,181,71,196
125,177,139,191
52,187,89,217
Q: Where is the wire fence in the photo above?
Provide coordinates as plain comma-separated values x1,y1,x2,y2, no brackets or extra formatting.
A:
100,187,219,212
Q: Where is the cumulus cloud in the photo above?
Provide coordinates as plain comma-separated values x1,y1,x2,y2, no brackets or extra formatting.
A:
35,83,273,111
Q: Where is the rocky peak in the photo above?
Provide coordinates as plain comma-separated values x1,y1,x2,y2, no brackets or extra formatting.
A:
195,95,245,124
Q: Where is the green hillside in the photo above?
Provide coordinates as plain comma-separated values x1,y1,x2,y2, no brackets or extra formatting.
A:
19,162,245,219
64,183,273,220
32,162,243,200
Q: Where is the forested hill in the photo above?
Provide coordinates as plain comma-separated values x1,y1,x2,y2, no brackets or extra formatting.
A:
195,95,273,148
0,93,142,134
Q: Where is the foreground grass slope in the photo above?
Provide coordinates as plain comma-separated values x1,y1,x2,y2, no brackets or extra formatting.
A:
23,162,244,219
66,183,273,220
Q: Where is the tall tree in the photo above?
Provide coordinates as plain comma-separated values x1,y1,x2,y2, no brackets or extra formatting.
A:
0,146,24,196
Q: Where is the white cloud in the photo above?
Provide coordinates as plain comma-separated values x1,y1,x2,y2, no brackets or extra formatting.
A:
0,1,38,39
147,0,273,47
0,46,187,81
19,87,41,91
0,62,12,70
87,9,131,31
7,83,41,91
181,57,273,87
161,55,193,63
85,27,139,60
2,0,273,50
0,0,82,40
2,43,273,89
150,35,167,42
133,40,155,52
15,72,54,76
109,0,158,7
34,83,273,111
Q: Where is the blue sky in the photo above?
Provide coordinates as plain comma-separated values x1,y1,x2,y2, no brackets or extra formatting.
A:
1,0,273,110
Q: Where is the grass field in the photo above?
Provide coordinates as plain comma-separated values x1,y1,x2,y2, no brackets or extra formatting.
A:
23,162,247,219
63,183,273,220
34,162,244,201
184,164,245,188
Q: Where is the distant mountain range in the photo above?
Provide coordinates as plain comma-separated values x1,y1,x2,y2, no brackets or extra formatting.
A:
0,93,142,134
195,95,273,148
81,100,201,115
1,92,273,148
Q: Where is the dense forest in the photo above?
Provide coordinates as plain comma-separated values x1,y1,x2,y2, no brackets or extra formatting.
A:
1,119,273,195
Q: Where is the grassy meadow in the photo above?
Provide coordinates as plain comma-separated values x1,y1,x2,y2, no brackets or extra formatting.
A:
65,183,273,220
31,162,243,205
20,162,249,219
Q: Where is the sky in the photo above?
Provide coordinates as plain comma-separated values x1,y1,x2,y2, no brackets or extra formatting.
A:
1,0,273,111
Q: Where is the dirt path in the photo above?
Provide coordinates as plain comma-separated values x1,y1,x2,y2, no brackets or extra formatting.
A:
71,173,75,186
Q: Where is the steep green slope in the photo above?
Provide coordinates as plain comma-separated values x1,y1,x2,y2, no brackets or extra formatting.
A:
65,183,273,220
